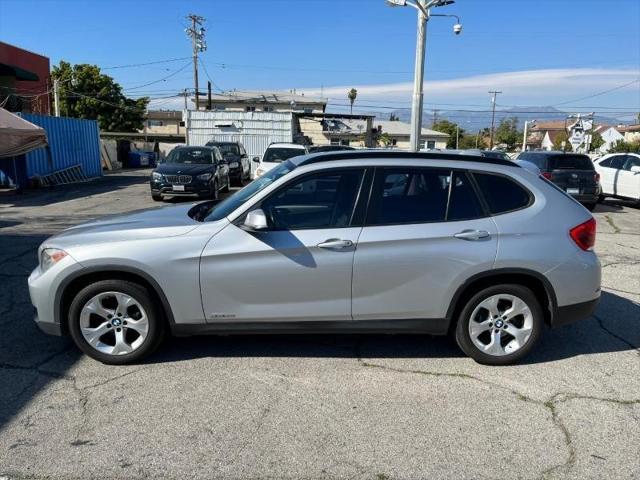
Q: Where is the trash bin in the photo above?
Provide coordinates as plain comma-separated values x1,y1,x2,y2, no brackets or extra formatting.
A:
127,151,156,168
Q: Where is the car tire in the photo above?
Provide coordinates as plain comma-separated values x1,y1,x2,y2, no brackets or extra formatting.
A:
68,280,165,365
584,202,597,211
597,194,605,203
455,284,543,366
152,194,163,202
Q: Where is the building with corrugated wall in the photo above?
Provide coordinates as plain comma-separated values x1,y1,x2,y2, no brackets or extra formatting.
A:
18,113,102,179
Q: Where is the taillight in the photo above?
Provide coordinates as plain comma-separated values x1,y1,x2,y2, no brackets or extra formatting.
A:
594,172,600,182
542,172,553,180
570,218,596,251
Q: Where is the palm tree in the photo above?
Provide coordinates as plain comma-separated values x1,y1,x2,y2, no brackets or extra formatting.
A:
347,88,358,114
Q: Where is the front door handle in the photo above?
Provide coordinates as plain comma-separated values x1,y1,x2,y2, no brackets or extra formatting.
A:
454,229,491,241
317,238,354,249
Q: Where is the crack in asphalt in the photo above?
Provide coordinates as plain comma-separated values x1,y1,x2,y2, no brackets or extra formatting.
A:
353,333,639,480
593,313,640,354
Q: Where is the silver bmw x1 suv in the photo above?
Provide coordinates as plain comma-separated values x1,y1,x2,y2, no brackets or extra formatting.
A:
29,151,601,365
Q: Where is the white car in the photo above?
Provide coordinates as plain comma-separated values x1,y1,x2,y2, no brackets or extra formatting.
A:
252,143,308,179
594,153,640,204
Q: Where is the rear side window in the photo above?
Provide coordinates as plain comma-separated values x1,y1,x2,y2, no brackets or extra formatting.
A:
522,154,548,170
473,173,531,214
367,168,450,225
600,155,626,170
447,171,484,221
548,155,594,170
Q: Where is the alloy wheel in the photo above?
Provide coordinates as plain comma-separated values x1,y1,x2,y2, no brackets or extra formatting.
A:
468,294,534,356
79,291,149,356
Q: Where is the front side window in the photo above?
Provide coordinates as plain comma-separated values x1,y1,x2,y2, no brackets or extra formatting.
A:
622,155,640,171
367,168,451,225
473,173,531,214
204,161,296,222
261,170,364,230
603,155,626,170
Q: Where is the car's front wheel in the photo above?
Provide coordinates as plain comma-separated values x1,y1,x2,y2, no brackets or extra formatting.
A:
455,284,543,365
151,194,163,202
68,280,165,364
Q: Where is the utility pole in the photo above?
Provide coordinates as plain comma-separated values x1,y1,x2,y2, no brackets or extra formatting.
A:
409,0,428,152
488,90,501,149
183,89,188,110
455,124,459,149
432,109,438,128
207,81,212,110
53,78,60,117
186,14,206,111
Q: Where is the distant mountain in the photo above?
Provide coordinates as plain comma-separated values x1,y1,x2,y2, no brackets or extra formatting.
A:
379,106,630,132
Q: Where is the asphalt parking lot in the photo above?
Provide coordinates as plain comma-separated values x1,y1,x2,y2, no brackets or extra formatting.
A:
0,169,638,480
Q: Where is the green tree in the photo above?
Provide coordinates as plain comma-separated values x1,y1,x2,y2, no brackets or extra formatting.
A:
432,119,462,148
494,117,521,151
553,131,569,150
377,132,392,147
589,131,605,152
608,139,640,153
458,134,484,149
51,61,148,132
347,88,358,114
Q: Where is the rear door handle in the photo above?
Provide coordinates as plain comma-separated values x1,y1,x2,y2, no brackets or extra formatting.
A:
317,238,354,249
454,229,491,241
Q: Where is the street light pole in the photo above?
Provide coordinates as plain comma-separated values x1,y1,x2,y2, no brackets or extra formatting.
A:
386,0,460,152
522,119,535,152
409,0,428,152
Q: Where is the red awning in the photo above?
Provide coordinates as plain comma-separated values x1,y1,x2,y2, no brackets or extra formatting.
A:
0,107,48,157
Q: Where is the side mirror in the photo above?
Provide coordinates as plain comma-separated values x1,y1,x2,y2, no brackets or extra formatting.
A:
631,165,640,174
252,156,260,163
243,209,268,231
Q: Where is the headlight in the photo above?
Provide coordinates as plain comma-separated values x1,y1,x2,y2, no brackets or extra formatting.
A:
229,162,239,168
197,173,213,181
40,248,68,273
151,172,163,181
255,168,266,177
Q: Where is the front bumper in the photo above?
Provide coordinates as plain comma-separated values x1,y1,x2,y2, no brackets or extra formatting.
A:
28,255,84,337
150,180,213,196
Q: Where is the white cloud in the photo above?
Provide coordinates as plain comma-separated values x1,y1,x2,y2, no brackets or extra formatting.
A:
298,68,640,107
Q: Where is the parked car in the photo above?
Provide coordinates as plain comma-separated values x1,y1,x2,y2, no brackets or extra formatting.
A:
150,146,230,201
30,151,600,366
252,143,308,179
205,141,251,186
308,145,355,153
516,151,600,210
593,152,640,205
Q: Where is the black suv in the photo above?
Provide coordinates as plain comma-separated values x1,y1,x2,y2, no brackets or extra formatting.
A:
205,141,251,186
150,146,230,201
516,151,599,210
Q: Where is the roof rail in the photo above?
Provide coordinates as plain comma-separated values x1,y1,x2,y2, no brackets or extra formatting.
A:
298,150,519,167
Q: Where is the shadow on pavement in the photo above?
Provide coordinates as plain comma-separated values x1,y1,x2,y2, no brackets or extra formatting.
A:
145,291,638,366
0,170,149,208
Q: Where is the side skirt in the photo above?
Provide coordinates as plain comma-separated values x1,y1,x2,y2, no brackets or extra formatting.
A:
171,318,450,337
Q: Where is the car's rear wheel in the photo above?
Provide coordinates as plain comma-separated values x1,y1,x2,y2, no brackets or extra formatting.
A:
68,280,165,365
455,284,543,365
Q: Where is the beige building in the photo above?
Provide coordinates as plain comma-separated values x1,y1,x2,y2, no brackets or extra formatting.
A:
297,114,449,149
143,111,185,135
618,124,640,143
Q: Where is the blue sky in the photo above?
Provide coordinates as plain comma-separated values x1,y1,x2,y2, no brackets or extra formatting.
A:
1,0,639,118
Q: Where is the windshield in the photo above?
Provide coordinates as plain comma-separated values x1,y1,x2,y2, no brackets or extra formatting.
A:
549,154,594,170
204,160,296,221
213,143,240,156
166,147,213,165
262,147,305,163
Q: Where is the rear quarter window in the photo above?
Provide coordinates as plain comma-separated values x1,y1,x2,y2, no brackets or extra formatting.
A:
473,173,532,214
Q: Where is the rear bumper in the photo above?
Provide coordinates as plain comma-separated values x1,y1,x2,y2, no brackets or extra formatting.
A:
570,193,599,204
553,297,600,327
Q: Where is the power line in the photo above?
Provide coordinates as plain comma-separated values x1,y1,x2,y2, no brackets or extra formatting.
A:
123,62,192,91
552,79,640,107
102,57,191,70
